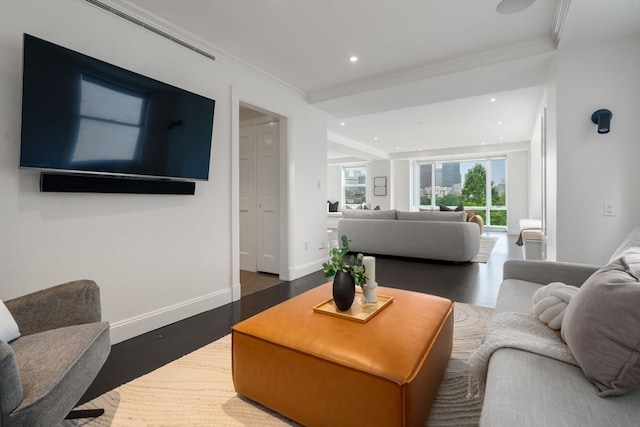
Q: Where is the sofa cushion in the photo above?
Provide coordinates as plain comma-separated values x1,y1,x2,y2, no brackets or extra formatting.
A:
396,210,466,222
0,340,23,415
482,348,640,427
494,279,541,314
341,209,396,219
561,257,640,396
9,322,110,424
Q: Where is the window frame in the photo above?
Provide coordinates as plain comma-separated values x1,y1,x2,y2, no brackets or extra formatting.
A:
412,157,507,228
342,165,367,208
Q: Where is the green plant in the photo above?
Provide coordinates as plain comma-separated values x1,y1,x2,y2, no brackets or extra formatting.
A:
322,235,367,289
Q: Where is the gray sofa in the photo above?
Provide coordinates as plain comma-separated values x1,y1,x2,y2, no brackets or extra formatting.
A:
0,280,110,426
337,209,481,262
480,231,640,426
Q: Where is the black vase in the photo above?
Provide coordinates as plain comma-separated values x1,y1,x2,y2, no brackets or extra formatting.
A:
332,271,356,311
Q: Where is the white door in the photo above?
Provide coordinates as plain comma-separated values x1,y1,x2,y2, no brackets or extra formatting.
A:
256,122,279,274
239,126,257,271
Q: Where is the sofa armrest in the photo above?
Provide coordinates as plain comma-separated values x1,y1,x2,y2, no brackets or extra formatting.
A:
4,280,102,336
502,260,599,287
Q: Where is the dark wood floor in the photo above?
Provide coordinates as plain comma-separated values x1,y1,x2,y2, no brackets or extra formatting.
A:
81,231,523,404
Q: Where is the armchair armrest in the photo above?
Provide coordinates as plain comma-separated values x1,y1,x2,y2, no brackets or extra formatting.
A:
503,260,599,287
4,280,102,336
0,340,23,416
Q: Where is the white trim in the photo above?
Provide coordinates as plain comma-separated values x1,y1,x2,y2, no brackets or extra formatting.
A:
99,0,305,96
231,87,294,284
291,258,328,280
309,39,556,103
552,0,572,47
231,91,242,302
109,289,232,344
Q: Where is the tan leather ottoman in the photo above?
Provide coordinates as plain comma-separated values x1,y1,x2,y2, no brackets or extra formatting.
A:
232,283,454,427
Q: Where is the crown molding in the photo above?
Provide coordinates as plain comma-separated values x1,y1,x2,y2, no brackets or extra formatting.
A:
308,38,556,104
388,141,530,161
89,0,306,97
551,0,572,47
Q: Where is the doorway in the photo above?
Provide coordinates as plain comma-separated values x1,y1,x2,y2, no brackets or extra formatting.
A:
238,104,282,296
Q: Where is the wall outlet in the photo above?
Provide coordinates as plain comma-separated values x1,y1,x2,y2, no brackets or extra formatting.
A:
604,201,615,216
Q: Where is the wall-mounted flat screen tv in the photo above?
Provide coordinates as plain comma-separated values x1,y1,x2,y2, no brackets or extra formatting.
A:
20,34,215,181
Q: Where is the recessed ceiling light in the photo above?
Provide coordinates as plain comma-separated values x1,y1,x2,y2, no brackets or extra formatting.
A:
499,136,504,140
340,122,345,126
374,136,378,140
490,98,497,102
396,147,400,150
349,56,358,63
498,121,503,125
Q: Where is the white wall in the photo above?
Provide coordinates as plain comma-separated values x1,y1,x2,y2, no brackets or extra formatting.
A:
391,160,411,211
326,165,343,207
506,151,529,234
544,60,558,261
0,0,328,343
553,35,640,264
368,160,391,210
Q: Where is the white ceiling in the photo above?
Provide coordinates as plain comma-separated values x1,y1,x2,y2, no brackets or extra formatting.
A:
119,0,640,160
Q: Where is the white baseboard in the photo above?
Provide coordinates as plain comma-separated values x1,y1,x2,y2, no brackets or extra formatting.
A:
109,288,233,344
289,257,325,281
232,282,242,301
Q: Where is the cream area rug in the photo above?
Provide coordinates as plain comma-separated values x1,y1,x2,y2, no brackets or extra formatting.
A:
471,236,498,263
61,303,493,427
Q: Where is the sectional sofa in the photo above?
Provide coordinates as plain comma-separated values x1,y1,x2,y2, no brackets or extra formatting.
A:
336,209,481,262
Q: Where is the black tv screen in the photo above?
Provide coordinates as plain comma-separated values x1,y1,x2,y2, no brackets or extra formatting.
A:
20,34,215,181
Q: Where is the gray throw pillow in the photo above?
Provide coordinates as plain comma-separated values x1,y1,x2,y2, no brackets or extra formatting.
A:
561,257,640,396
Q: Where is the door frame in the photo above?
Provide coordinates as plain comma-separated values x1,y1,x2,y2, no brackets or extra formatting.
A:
231,89,292,301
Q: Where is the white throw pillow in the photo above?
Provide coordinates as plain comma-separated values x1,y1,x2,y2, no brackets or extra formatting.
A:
0,300,20,343
532,282,579,330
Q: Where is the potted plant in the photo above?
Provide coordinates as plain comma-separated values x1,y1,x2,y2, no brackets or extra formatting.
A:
322,235,367,311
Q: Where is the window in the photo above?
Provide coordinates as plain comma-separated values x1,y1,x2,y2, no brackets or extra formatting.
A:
72,74,146,163
413,158,507,227
343,166,366,207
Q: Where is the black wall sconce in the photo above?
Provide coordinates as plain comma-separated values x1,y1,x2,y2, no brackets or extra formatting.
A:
591,109,613,134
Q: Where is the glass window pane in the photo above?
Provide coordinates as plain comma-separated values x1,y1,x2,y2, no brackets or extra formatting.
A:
491,159,506,207
460,161,486,207
343,166,366,206
490,209,507,226
434,161,463,207
419,163,432,207
412,158,507,228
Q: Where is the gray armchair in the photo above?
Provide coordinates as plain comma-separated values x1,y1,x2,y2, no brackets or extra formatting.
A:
0,280,110,426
